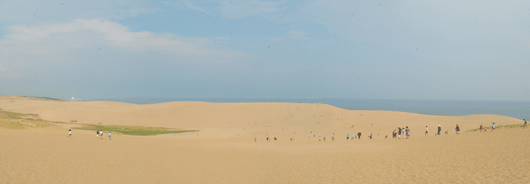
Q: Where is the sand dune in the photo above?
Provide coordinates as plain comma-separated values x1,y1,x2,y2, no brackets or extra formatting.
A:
1,95,529,183
0,95,520,138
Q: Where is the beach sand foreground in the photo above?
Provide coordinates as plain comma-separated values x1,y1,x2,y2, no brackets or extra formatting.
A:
1,96,529,183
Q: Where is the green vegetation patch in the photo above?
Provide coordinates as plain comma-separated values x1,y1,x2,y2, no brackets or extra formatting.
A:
466,124,525,132
0,109,24,120
0,109,196,136
0,121,28,129
0,109,54,129
74,124,197,136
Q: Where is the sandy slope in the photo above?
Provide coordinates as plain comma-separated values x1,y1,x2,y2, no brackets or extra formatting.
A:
1,95,529,183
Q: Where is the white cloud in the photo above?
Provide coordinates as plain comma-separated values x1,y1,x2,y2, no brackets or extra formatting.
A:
1,19,254,62
0,19,257,80
6,19,152,43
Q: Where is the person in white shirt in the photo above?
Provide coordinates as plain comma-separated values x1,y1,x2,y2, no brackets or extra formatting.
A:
68,129,72,138
100,130,103,139
108,132,111,140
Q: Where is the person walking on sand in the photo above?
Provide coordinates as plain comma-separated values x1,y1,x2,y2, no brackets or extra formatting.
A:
523,119,527,129
492,122,495,132
397,127,402,139
347,134,350,140
480,124,483,132
437,125,442,136
96,130,99,138
68,129,72,138
332,133,335,141
455,124,460,135
108,132,111,140
100,130,103,139
254,137,257,142
405,126,410,139
357,132,362,139
425,126,428,136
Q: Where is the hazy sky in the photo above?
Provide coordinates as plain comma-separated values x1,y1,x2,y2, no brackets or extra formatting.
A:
1,0,529,100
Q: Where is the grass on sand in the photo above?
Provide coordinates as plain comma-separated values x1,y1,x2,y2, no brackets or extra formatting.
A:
0,108,197,136
74,124,197,136
466,123,526,132
0,109,55,129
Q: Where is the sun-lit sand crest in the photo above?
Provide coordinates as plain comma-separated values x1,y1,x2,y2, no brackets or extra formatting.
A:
1,95,529,183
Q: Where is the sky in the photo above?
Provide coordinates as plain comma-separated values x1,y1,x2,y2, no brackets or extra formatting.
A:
0,0,529,100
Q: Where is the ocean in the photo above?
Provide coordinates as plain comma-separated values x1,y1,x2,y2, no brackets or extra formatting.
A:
93,98,530,120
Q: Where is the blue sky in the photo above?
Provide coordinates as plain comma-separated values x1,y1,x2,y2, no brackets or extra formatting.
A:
0,0,529,100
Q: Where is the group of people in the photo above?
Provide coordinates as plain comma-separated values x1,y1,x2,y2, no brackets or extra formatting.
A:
254,119,528,142
479,122,497,132
392,126,410,139
392,122,489,138
346,132,365,139
423,124,456,136
345,133,361,140
265,136,278,141
67,129,112,140
318,132,363,141
256,132,367,142
96,130,111,140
